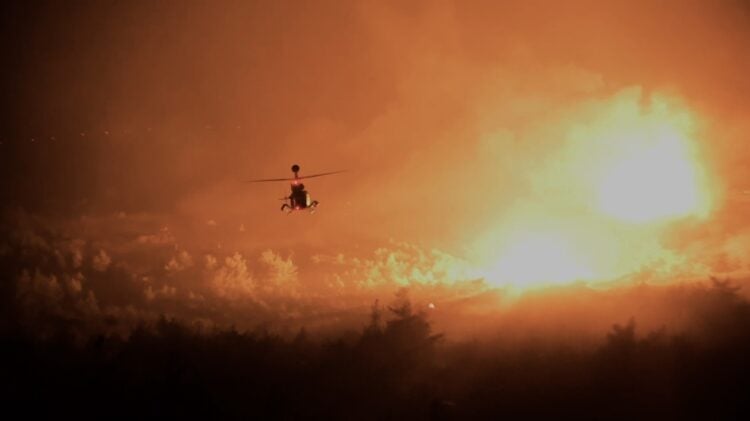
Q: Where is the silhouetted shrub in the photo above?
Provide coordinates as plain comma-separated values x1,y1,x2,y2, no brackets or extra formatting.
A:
2,283,750,419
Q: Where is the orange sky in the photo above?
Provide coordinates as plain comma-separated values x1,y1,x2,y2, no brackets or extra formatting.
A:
2,0,750,335
166,0,750,285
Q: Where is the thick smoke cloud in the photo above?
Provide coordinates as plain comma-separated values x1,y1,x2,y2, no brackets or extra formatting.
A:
3,2,750,417
2,5,750,408
0,208,491,337
2,206,749,345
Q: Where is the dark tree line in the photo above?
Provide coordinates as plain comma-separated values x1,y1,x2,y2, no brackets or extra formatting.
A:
2,281,750,419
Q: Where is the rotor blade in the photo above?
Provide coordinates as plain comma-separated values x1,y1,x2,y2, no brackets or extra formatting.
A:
296,170,346,180
244,177,296,183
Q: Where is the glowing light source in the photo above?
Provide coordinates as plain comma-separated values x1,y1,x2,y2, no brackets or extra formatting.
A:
482,231,594,288
471,89,715,292
595,122,710,223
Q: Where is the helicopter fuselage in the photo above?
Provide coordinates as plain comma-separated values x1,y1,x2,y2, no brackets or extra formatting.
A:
281,183,318,212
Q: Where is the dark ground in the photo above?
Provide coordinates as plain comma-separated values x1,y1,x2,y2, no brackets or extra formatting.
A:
2,280,750,420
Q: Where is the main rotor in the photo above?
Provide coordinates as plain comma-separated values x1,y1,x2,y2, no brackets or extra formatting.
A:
245,164,345,184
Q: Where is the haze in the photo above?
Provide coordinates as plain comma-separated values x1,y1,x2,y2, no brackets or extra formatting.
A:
2,1,750,417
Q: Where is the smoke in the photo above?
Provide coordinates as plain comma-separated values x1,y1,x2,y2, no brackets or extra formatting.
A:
1,0,750,340
3,3,750,417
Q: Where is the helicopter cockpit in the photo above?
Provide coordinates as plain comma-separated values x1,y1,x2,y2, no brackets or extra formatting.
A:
289,183,311,208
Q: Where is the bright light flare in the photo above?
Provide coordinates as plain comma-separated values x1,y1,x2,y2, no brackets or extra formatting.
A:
484,231,595,287
595,122,711,224
472,89,715,291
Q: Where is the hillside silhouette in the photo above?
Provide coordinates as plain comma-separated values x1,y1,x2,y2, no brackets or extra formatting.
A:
2,279,750,419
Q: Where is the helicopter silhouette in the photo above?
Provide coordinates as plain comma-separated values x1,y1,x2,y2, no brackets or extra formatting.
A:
246,164,345,213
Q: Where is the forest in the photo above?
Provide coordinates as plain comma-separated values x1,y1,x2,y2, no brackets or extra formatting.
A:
2,279,749,419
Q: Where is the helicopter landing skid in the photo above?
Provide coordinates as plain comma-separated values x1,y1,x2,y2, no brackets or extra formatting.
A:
280,201,319,214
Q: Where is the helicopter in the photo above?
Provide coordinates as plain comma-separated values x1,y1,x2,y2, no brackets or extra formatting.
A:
246,164,345,213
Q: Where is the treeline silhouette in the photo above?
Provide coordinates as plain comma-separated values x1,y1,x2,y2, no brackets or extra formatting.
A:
2,280,750,420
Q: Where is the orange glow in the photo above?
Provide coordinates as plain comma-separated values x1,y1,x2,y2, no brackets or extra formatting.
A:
8,1,750,375
471,89,715,290
485,231,594,286
593,100,711,223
